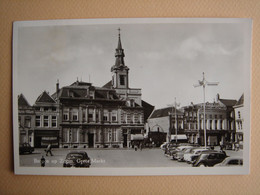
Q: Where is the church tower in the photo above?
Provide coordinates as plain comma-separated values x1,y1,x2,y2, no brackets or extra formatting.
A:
110,29,142,106
111,28,129,89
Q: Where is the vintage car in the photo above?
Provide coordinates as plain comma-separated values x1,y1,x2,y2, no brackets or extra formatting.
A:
19,143,34,154
214,157,243,167
174,147,200,161
183,148,211,163
170,145,194,160
192,151,228,167
63,151,91,168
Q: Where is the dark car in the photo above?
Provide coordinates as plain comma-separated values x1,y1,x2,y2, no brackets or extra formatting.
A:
63,151,91,168
19,143,34,154
192,151,228,167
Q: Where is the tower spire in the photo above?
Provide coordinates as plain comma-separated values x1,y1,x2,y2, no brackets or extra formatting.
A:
114,28,125,67
117,28,122,49
111,28,129,89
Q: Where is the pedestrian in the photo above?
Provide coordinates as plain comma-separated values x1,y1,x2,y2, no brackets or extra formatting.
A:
134,145,137,151
40,156,46,167
45,144,53,156
235,142,240,151
140,143,143,151
220,141,224,151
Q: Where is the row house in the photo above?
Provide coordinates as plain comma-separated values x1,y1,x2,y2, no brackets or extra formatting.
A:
33,91,60,148
183,102,231,146
146,94,237,147
234,94,244,149
18,94,35,147
146,107,184,146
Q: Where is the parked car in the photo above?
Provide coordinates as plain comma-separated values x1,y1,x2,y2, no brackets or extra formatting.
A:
170,145,194,160
175,147,195,162
183,148,211,163
19,143,34,154
164,143,178,156
160,142,168,151
192,151,228,167
214,157,243,167
63,151,91,168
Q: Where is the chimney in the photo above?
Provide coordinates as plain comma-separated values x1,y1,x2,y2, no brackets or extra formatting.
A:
216,93,220,101
56,79,59,94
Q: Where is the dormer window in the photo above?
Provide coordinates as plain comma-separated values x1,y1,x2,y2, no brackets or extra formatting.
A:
89,91,94,99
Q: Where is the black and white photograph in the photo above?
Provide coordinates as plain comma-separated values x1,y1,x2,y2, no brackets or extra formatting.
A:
12,18,251,175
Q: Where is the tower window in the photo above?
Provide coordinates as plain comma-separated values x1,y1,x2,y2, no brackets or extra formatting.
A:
119,75,125,85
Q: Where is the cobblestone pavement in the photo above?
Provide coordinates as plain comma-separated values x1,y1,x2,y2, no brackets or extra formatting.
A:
19,147,243,168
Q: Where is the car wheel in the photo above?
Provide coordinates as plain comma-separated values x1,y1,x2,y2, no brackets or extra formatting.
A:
198,163,206,167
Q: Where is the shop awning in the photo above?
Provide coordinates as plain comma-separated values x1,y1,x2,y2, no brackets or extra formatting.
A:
131,134,144,141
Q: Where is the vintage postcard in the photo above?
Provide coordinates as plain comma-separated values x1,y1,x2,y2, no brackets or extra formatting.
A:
13,18,252,175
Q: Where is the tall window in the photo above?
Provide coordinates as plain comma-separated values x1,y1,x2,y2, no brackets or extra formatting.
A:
63,108,69,121
25,117,31,128
52,116,57,127
36,116,41,127
88,109,94,122
103,110,109,122
44,116,49,127
119,75,125,85
238,111,241,119
111,111,117,122
72,109,78,121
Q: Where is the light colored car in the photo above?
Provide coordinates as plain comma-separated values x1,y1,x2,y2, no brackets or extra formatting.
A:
183,148,210,163
214,157,243,167
171,145,194,160
160,142,168,150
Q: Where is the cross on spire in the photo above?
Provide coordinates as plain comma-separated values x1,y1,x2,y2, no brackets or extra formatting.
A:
118,28,121,37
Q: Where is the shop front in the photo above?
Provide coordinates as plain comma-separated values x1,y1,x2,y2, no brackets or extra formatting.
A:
34,130,59,148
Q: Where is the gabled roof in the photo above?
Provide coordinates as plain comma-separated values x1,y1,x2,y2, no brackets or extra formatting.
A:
219,99,237,107
56,80,120,101
235,94,244,106
149,107,183,119
18,94,31,107
102,80,112,89
142,100,155,122
36,91,56,103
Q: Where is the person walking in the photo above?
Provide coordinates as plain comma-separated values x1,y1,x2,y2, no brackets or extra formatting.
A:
140,143,143,151
45,144,53,156
40,156,46,167
134,144,138,151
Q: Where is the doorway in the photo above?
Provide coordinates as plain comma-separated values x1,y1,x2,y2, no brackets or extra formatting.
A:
123,134,128,148
88,133,94,148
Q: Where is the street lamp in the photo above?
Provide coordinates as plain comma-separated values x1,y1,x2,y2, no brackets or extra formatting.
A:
168,97,180,144
193,72,219,148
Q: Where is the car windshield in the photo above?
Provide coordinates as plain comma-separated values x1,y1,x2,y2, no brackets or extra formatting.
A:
67,153,84,159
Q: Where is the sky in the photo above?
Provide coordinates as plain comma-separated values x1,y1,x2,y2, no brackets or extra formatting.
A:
14,19,251,109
